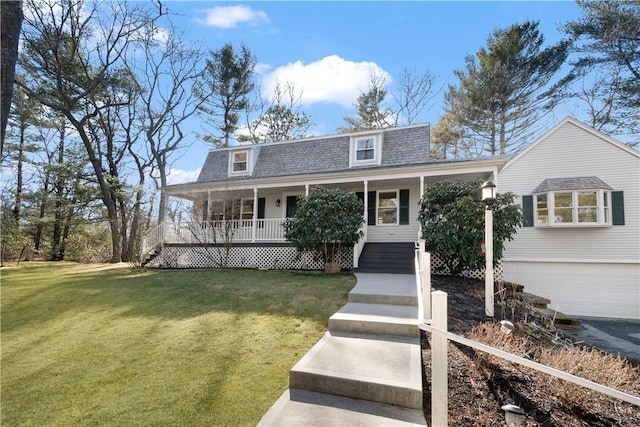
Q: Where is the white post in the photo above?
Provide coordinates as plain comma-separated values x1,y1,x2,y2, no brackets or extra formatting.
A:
252,188,258,243
485,207,494,317
431,290,448,426
421,251,431,322
305,184,309,196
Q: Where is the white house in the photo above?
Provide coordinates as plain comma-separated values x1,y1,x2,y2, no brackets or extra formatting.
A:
143,118,639,319
499,117,639,320
147,124,505,272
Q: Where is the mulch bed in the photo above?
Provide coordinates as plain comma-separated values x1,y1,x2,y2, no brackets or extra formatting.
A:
421,275,640,426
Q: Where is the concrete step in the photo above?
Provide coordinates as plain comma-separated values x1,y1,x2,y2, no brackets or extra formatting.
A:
329,302,419,337
521,292,551,308
349,273,417,306
257,389,427,426
535,308,582,329
289,332,423,409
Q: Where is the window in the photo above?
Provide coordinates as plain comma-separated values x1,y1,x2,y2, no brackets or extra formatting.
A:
350,133,382,166
526,176,618,228
232,151,248,173
240,199,253,220
377,191,398,224
356,138,375,160
209,198,253,221
534,190,611,226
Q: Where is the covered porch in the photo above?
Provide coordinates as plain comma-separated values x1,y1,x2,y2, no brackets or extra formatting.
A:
142,160,503,270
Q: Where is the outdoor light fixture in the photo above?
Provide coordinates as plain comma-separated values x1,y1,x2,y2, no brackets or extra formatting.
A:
275,198,281,207
481,180,497,207
501,404,525,427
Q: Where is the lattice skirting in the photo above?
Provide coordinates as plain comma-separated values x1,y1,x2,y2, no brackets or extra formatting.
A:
429,252,503,282
147,244,353,271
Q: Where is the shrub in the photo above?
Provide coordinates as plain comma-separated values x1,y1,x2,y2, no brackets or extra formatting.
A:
283,186,364,271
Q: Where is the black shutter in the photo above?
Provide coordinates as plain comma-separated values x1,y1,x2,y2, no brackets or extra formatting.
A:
399,189,410,225
257,198,266,228
367,191,376,225
522,195,534,227
612,191,625,225
286,195,298,218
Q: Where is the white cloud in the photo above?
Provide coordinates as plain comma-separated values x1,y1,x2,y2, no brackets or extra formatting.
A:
167,167,201,185
261,55,391,108
195,5,269,29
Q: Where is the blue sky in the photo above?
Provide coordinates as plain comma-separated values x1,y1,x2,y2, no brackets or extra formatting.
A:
162,1,584,183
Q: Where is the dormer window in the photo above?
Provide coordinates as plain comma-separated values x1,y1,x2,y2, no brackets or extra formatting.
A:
229,149,251,176
350,133,382,167
233,151,248,172
356,138,375,160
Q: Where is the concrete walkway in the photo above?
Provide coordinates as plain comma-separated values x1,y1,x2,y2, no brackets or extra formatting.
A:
258,273,427,426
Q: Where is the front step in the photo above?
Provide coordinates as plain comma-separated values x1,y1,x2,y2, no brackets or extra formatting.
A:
357,243,415,274
329,302,419,337
257,389,427,427
289,332,423,409
348,273,418,306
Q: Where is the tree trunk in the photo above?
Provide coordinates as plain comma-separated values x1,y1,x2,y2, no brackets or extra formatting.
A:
1,1,23,157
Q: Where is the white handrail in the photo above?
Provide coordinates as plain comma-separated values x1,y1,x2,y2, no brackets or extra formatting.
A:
420,320,640,408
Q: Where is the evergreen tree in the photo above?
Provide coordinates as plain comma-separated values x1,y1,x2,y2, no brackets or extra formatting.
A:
197,43,256,147
442,21,570,155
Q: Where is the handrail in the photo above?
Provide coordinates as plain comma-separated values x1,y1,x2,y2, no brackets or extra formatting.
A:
420,321,640,407
140,222,164,262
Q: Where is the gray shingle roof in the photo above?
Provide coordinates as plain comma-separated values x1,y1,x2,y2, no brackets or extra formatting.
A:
532,176,613,193
196,125,430,183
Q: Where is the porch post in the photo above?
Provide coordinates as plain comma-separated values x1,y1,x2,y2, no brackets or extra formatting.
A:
305,184,309,196
252,187,258,243
419,176,425,239
363,180,368,241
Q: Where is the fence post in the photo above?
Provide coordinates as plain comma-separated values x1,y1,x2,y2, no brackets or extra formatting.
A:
432,290,448,426
421,252,431,322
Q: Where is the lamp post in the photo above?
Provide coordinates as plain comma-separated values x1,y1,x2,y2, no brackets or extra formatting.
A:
482,180,496,317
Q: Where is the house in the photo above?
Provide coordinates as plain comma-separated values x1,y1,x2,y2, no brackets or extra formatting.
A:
498,117,639,320
143,117,639,319
148,124,506,272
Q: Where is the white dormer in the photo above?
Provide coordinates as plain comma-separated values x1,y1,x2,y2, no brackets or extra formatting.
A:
228,147,259,177
349,132,383,167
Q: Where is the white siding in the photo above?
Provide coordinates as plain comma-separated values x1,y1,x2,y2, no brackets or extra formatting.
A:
366,184,421,243
503,261,639,319
499,119,640,319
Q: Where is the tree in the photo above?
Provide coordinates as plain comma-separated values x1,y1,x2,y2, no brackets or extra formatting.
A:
442,21,570,155
283,187,364,273
1,0,23,157
562,0,639,145
417,180,522,276
339,71,393,133
128,24,209,225
197,43,256,147
239,81,313,143
391,67,440,126
430,111,476,159
18,0,162,262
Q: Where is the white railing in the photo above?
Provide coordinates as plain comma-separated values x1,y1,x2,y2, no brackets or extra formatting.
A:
140,222,165,262
353,227,366,269
150,220,287,245
414,247,640,427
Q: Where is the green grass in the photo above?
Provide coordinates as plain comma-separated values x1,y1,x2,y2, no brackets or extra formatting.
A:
1,262,354,426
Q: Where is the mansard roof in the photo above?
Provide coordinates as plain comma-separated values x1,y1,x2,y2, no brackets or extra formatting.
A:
195,124,431,183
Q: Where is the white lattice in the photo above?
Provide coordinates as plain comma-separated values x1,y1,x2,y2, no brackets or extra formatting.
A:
429,252,503,281
147,244,353,271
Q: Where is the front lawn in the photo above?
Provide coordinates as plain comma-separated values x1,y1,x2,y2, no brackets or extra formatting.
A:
1,262,354,426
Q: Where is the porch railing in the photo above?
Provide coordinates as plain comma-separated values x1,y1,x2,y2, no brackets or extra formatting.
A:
140,222,165,262
144,219,287,247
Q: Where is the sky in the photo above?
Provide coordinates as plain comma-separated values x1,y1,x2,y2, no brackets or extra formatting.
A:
156,1,586,184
